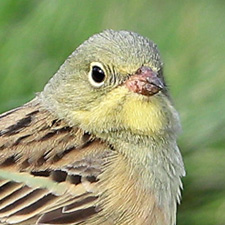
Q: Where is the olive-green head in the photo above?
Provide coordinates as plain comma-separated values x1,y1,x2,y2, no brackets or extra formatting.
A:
40,30,180,140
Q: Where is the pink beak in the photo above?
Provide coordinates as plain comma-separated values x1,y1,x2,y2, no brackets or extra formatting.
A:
125,66,164,96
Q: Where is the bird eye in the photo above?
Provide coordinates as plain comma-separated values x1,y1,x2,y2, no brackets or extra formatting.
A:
88,62,106,87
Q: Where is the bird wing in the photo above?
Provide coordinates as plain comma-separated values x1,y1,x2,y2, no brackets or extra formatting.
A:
0,99,112,224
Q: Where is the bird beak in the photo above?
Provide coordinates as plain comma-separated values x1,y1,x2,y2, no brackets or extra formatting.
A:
125,66,165,96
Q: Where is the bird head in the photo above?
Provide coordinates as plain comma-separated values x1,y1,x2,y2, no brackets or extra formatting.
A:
40,30,180,142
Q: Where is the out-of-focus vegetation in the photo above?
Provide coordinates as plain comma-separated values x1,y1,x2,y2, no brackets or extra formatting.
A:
0,0,224,224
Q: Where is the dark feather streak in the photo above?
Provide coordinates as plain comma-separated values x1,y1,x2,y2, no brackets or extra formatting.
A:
12,193,55,216
64,196,98,212
38,206,97,224
2,116,32,136
0,189,44,213
39,126,72,141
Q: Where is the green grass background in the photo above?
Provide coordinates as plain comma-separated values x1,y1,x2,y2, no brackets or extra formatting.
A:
0,0,225,224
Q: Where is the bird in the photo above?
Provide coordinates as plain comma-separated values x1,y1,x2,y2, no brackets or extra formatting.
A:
0,30,185,225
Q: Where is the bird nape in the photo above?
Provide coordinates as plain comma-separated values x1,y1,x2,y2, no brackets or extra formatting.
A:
0,30,185,225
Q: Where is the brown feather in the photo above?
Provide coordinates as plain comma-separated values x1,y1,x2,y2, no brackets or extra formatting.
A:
0,99,113,224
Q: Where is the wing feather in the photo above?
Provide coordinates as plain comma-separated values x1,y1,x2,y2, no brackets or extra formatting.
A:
0,186,34,211
0,99,112,224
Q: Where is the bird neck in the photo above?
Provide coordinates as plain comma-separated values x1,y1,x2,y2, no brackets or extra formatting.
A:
104,132,184,207
96,131,184,225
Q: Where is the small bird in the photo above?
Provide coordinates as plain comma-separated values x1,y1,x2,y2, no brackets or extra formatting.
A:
0,30,185,225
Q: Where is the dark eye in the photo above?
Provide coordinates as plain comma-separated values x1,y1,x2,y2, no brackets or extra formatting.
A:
88,63,106,87
92,66,105,83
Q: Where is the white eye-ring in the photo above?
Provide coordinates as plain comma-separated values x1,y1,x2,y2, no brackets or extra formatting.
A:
88,62,106,87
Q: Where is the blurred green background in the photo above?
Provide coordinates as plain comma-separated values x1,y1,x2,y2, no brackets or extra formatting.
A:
0,0,224,224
